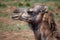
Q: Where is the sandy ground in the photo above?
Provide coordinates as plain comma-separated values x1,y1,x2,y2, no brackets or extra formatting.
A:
0,30,35,40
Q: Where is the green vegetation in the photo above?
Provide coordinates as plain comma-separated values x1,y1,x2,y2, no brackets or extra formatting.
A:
0,0,60,7
0,13,9,17
0,3,7,8
0,21,29,32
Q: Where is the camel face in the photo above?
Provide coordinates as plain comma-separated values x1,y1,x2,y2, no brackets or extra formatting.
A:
12,5,48,23
18,6,48,23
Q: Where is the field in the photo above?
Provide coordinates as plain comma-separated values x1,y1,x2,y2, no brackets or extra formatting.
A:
0,0,60,40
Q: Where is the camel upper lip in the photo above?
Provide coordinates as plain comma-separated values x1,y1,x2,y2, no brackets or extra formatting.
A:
12,16,19,20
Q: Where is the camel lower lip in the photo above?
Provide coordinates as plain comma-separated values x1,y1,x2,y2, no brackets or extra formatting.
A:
20,18,31,22
12,17,19,20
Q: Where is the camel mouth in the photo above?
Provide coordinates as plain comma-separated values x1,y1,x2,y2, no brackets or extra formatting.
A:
12,15,19,20
19,17,33,22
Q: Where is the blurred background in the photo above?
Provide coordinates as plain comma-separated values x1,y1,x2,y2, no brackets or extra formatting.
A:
0,0,60,40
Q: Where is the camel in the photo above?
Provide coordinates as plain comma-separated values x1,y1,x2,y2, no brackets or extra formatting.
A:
12,4,60,40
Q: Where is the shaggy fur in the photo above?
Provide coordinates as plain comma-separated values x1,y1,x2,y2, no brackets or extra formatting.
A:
39,12,57,40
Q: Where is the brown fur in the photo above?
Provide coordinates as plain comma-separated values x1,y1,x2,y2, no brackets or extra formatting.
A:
39,12,58,40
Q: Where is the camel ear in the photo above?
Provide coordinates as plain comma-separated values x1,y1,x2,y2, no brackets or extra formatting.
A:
48,12,57,31
42,6,48,13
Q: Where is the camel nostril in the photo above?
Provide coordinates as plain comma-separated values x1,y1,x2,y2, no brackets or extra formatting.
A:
12,16,15,19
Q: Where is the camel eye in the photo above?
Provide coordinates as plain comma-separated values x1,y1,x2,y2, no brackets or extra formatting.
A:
27,11,34,15
27,11,33,13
